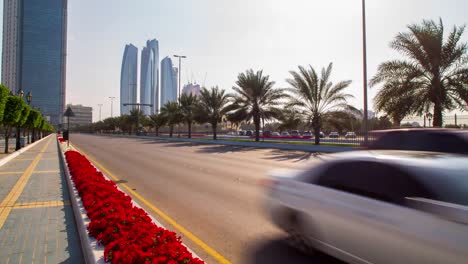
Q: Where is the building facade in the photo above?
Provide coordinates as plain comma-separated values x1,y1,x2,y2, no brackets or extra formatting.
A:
160,57,177,106
120,44,138,115
67,104,92,127
182,82,201,97
2,0,68,125
140,39,159,115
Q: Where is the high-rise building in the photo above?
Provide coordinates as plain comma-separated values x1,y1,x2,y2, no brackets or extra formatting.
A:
140,39,159,115
67,104,92,127
120,44,138,115
2,0,68,125
182,82,201,97
160,57,177,106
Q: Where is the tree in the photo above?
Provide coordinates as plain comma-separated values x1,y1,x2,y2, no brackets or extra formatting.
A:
195,86,231,140
15,103,30,150
3,96,24,153
0,85,9,122
149,113,167,136
276,109,302,132
287,63,353,145
128,109,145,134
231,69,288,141
179,93,198,138
370,18,468,127
24,109,39,144
160,101,182,137
226,108,248,132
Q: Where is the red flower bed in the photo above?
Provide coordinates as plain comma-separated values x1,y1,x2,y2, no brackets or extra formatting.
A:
65,150,204,264
58,137,66,143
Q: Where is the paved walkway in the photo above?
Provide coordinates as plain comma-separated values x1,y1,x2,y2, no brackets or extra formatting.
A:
0,136,83,263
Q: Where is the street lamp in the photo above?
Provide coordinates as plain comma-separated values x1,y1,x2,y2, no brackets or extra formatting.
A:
26,92,32,105
173,55,187,101
426,113,433,127
361,0,369,144
109,96,116,118
98,104,103,121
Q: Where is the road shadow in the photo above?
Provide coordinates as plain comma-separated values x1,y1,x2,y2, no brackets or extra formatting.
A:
244,237,344,264
265,149,318,162
195,145,259,154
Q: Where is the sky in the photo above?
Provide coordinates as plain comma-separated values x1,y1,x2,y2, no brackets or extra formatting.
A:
1,0,467,122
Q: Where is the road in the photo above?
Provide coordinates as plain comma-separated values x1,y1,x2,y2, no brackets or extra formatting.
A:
71,134,343,264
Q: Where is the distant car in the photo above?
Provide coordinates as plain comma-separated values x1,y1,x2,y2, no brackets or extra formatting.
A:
345,132,357,138
367,128,468,154
272,132,280,136
302,131,312,137
238,131,245,136
329,132,339,138
264,150,468,264
291,130,300,136
319,131,325,138
245,130,254,136
281,132,290,136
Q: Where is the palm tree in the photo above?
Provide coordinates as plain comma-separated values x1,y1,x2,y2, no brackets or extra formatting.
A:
128,109,145,135
370,19,468,127
179,93,198,138
226,108,248,132
276,109,302,133
160,101,182,137
287,63,353,145
149,113,167,137
195,86,231,140
231,69,288,142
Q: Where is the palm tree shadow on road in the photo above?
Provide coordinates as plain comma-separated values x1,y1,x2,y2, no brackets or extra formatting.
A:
265,150,317,162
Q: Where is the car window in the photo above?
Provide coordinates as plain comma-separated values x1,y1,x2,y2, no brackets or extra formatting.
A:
315,161,436,205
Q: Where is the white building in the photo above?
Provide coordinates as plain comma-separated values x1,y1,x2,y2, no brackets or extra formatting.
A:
182,82,202,97
120,44,138,115
160,57,178,106
140,39,159,115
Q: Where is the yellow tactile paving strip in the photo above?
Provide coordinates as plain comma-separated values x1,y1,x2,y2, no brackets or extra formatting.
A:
0,138,52,229
0,170,60,175
2,200,71,209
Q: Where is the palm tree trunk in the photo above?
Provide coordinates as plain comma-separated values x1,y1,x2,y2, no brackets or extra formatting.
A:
188,121,192,139
433,103,443,127
155,127,159,137
4,127,10,153
212,123,217,140
169,126,173,137
312,115,320,145
254,115,261,142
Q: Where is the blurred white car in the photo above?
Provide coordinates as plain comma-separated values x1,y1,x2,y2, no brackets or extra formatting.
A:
264,150,468,264
281,132,290,136
272,132,280,136
345,132,357,138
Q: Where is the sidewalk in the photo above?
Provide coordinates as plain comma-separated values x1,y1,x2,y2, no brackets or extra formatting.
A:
0,135,83,263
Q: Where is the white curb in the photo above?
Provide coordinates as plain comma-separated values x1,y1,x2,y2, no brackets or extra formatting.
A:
0,134,52,167
58,140,203,263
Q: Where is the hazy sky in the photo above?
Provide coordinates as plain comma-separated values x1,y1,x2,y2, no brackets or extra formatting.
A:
1,0,467,121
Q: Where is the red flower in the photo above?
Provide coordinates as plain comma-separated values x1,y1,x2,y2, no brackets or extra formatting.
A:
65,150,204,264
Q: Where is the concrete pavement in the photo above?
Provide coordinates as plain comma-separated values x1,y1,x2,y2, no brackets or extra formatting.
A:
0,135,83,263
71,134,343,264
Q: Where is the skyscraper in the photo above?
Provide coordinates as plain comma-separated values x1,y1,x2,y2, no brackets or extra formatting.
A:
160,57,177,106
120,44,138,115
140,39,159,115
1,0,68,125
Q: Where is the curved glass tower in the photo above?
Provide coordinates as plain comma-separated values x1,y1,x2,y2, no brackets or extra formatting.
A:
140,39,159,115
120,44,138,115
160,57,177,106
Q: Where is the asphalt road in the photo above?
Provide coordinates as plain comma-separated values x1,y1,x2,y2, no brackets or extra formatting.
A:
71,134,344,264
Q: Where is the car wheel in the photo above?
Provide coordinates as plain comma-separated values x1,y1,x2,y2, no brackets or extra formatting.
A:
285,212,316,255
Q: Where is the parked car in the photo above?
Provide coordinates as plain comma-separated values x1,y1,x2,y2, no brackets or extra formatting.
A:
302,131,312,137
281,132,290,136
319,131,325,138
345,132,357,138
263,131,272,137
367,128,468,154
238,130,245,136
291,130,300,136
264,150,468,264
245,130,253,136
272,132,280,136
329,131,339,138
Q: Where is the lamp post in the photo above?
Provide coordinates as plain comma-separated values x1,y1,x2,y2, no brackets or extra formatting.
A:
109,96,116,118
361,0,369,144
426,113,433,127
173,55,186,101
64,107,75,147
26,92,32,144
98,104,103,121
15,89,24,150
